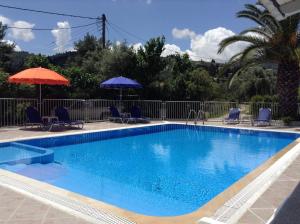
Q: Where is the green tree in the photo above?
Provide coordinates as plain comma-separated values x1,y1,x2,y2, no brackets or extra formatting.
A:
62,67,99,98
136,36,166,98
74,33,102,57
229,66,276,101
100,43,137,79
73,33,104,66
0,22,14,70
219,4,300,118
186,68,219,100
160,53,192,100
24,54,50,68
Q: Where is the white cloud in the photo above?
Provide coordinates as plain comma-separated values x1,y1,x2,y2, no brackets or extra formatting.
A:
51,21,71,53
10,21,35,42
172,27,247,62
0,15,11,25
0,15,35,42
2,39,21,51
172,28,196,39
130,42,183,57
131,42,143,52
161,44,183,57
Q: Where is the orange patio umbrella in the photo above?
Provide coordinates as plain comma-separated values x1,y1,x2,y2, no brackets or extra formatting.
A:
8,67,70,111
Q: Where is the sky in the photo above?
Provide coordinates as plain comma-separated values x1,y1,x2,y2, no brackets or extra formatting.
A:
0,0,256,62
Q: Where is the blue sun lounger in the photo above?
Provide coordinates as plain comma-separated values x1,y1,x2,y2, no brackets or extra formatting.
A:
109,106,124,123
252,108,272,126
109,106,136,123
25,106,61,131
25,106,46,129
55,107,84,129
224,108,240,124
130,106,150,123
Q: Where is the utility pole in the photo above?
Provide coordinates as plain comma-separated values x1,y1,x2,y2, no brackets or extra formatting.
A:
101,14,106,48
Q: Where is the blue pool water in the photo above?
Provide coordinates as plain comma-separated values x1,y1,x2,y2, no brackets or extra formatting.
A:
0,146,40,163
0,143,53,165
0,124,299,216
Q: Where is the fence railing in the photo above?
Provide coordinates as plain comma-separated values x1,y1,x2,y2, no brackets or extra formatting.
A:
0,98,38,127
42,99,86,121
0,98,297,127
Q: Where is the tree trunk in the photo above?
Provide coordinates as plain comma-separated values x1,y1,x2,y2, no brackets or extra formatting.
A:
277,60,300,118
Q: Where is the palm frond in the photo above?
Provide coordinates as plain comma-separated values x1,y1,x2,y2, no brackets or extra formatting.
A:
239,27,272,39
228,56,268,88
237,5,280,35
244,4,263,15
239,44,265,62
260,12,281,32
229,52,244,62
218,35,265,54
237,10,266,28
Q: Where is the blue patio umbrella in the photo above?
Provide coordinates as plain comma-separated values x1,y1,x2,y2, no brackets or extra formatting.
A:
100,76,142,100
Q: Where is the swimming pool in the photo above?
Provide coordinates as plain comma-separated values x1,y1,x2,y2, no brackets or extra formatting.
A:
0,124,299,217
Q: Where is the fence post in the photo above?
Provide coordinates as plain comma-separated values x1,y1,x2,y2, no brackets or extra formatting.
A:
161,102,166,120
83,100,88,122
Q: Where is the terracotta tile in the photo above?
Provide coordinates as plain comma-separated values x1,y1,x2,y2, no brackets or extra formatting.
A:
43,217,79,224
0,207,17,221
238,210,265,224
76,219,93,224
251,197,275,209
0,186,7,194
0,190,24,201
269,181,298,195
6,219,42,224
283,164,300,179
293,155,300,163
250,208,275,222
260,192,287,208
0,195,25,209
45,207,75,219
11,204,49,220
276,173,296,181
21,198,49,209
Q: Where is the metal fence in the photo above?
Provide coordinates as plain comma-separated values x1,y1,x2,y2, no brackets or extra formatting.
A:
165,101,204,120
42,99,86,121
0,98,297,127
0,98,38,127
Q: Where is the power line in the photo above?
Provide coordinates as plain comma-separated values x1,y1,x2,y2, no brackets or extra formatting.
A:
0,4,98,20
47,25,98,50
107,22,127,41
7,22,98,31
106,20,221,62
106,20,146,42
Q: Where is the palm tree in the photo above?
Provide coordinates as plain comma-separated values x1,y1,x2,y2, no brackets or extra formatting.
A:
218,4,300,118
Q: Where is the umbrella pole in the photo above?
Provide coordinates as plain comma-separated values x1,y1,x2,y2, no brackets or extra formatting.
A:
39,84,42,115
120,89,122,101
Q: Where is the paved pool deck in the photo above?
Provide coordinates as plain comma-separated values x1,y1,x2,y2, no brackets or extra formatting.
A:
0,184,92,224
238,154,300,224
0,121,299,224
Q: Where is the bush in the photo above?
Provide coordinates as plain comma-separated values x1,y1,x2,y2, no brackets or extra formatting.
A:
250,95,278,103
282,116,293,126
